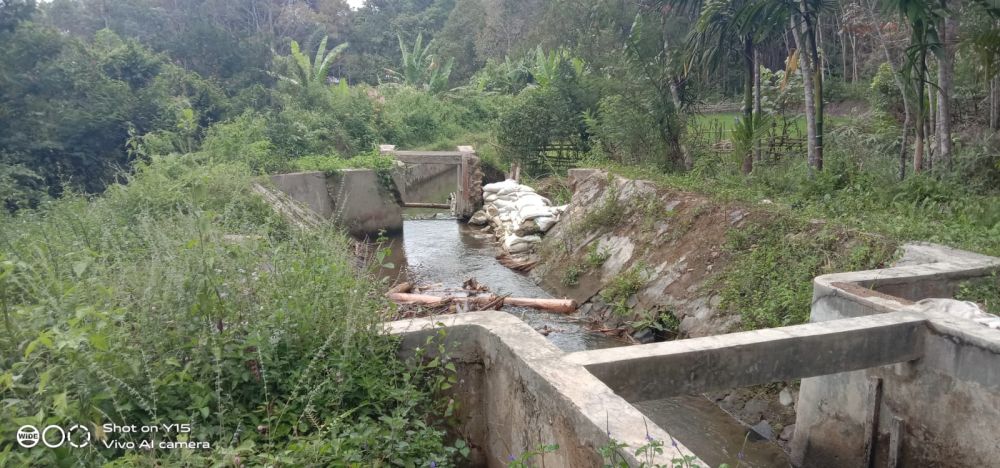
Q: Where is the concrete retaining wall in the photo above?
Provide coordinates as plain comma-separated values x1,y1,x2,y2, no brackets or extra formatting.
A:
387,313,704,467
270,171,335,218
386,242,1000,467
791,243,1000,467
381,145,483,218
269,170,402,237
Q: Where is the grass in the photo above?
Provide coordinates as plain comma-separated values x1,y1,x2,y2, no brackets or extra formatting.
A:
601,265,647,317
955,273,1000,315
597,156,1000,259
0,154,460,466
716,217,897,328
569,123,1000,329
575,176,625,234
690,112,852,135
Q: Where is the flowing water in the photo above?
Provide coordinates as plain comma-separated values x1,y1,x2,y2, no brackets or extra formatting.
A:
390,218,790,467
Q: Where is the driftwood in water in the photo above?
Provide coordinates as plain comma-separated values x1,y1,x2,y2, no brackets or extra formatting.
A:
496,254,537,272
387,292,576,314
388,282,413,294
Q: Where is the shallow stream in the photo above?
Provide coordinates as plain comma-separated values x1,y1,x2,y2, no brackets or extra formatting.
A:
389,218,790,467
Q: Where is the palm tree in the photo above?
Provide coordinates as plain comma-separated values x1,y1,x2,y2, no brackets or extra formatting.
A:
959,3,1000,129
884,0,942,174
660,0,827,175
790,0,825,174
682,0,790,174
275,36,349,88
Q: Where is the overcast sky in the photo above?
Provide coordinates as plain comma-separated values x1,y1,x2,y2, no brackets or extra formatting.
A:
347,0,365,8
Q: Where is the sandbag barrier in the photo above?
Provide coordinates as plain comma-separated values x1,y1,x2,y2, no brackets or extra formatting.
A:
469,180,567,256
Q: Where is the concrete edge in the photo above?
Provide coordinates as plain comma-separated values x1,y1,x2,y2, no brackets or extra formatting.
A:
811,242,1000,389
564,312,927,401
384,312,704,466
813,243,1000,318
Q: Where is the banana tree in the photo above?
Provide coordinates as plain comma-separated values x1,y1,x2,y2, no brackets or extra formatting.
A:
275,36,349,88
389,33,455,93
531,46,584,88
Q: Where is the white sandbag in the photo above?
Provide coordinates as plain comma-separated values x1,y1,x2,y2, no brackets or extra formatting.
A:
469,210,489,226
535,216,557,232
483,180,518,194
496,186,521,196
484,193,498,203
514,194,551,208
504,234,541,249
506,241,534,254
514,219,541,236
491,199,516,212
519,205,555,220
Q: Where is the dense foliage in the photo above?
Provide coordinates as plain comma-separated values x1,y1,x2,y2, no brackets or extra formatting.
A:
1,0,999,463
0,151,464,465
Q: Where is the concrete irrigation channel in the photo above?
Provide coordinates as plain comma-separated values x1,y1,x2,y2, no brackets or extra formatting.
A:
266,149,1000,467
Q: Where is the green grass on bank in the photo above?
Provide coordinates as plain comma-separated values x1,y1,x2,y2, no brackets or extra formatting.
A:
0,154,461,466
560,129,1000,329
600,159,1000,258
690,112,853,137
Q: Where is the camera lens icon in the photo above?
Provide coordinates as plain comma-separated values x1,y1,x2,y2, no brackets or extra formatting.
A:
16,425,40,448
67,424,91,448
16,424,90,448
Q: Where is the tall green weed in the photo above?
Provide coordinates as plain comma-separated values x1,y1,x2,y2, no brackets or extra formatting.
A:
0,156,458,466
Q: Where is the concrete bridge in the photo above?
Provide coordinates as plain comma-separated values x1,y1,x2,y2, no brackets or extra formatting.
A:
388,243,1000,467
266,145,483,237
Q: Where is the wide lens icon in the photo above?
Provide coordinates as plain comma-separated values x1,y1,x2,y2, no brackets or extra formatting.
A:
16,425,40,448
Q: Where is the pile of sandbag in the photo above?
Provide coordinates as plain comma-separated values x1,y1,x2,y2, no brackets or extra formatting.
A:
469,180,567,255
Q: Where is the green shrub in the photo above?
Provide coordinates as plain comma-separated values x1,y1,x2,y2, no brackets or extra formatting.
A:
378,86,501,149
955,273,1000,315
601,265,647,316
495,64,594,174
576,180,624,234
869,63,903,120
0,157,459,466
200,112,281,174
562,264,582,286
585,243,611,268
718,218,896,329
585,94,668,166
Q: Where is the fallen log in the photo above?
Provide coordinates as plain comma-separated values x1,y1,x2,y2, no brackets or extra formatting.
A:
388,282,413,294
387,292,576,314
496,254,537,272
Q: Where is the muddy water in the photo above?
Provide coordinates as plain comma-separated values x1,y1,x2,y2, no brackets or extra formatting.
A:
392,218,790,467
